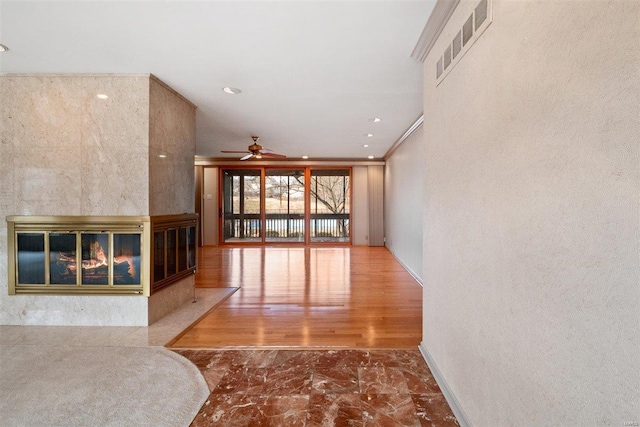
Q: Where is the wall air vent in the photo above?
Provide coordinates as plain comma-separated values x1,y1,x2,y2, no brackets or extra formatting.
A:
452,31,462,59
475,0,488,29
462,15,473,46
444,46,452,70
436,0,492,84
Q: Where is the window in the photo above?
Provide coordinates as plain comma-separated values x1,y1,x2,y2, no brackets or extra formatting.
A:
310,169,350,243
265,169,305,242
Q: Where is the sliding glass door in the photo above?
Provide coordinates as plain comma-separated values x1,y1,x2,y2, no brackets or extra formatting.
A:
222,169,261,243
220,167,350,244
310,169,350,243
265,170,305,242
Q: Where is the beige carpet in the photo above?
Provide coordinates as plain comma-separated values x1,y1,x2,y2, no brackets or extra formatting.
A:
0,345,208,427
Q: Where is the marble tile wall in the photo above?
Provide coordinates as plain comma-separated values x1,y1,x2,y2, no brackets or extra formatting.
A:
0,294,149,326
148,75,196,216
0,74,195,326
80,75,150,215
0,77,13,319
1,75,150,216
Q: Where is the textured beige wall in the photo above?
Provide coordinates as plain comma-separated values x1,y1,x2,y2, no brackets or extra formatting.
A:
0,74,151,325
384,125,423,281
148,76,196,216
421,1,639,424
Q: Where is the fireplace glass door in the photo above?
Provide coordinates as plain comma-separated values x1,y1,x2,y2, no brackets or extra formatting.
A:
82,233,109,285
50,233,77,285
17,233,45,285
150,220,198,293
13,229,144,292
113,233,141,285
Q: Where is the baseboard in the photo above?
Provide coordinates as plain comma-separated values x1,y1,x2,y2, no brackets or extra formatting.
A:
418,342,472,427
387,248,423,286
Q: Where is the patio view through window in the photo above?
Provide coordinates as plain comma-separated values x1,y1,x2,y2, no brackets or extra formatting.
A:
310,169,350,243
221,168,350,244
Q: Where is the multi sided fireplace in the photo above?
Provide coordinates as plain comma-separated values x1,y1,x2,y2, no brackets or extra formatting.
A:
7,214,198,296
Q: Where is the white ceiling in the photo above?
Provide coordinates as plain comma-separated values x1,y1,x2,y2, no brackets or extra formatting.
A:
0,1,434,160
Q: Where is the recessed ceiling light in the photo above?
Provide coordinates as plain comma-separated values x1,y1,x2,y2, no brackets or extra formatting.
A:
96,93,108,99
368,155,374,159
363,144,369,148
302,155,309,159
0,44,8,52
222,87,241,94
369,117,381,123
158,152,167,158
365,133,374,138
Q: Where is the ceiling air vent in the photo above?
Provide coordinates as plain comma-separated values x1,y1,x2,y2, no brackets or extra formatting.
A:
436,0,493,86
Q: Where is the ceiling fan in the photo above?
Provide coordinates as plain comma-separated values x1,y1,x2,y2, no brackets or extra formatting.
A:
221,136,286,161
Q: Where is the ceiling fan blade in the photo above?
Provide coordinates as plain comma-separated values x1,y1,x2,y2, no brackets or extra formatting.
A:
260,147,274,153
261,152,287,159
240,153,254,161
221,150,250,154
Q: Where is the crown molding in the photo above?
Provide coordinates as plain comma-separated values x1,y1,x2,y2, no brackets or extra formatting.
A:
411,0,461,63
383,114,423,161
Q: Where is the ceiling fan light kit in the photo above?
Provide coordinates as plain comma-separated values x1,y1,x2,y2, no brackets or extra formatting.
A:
221,136,287,161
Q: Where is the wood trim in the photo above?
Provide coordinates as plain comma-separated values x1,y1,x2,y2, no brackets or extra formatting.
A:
195,158,384,167
305,167,311,244
217,167,223,246
260,168,266,243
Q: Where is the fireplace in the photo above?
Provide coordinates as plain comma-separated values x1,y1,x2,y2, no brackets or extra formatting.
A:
7,214,198,296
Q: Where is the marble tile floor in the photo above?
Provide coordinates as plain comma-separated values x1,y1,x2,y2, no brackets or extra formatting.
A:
174,348,459,427
0,287,238,347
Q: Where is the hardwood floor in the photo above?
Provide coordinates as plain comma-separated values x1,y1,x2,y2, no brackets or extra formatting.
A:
169,246,422,349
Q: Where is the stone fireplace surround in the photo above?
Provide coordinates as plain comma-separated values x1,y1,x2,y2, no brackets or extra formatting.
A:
0,74,197,326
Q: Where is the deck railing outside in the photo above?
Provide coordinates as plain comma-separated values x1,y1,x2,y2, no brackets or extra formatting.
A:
223,213,349,240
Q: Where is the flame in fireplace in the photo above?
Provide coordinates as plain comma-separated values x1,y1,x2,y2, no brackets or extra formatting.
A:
82,241,108,269
58,252,77,272
114,255,136,278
